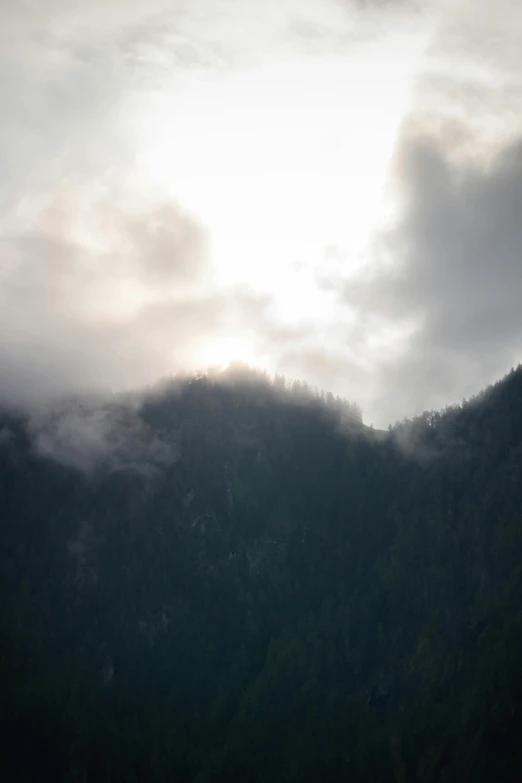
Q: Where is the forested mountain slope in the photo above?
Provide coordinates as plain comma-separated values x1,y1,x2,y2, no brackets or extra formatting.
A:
1,365,522,782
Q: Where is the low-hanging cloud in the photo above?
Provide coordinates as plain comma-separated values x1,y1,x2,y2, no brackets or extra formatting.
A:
29,397,180,476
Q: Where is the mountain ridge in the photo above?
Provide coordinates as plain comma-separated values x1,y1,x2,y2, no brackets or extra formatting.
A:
1,363,522,782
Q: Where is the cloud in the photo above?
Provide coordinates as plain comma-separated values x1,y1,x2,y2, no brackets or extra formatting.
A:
29,398,179,475
1,0,521,432
339,123,522,424
408,0,522,152
0,184,271,405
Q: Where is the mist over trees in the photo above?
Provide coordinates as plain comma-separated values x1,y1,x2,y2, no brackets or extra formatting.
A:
1,364,522,782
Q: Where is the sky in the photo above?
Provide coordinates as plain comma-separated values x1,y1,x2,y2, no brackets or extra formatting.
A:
1,0,521,427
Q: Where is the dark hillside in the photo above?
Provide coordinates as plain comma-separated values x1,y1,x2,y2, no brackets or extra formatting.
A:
1,365,522,782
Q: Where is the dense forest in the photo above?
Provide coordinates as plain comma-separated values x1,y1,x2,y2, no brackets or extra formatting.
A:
2,363,522,782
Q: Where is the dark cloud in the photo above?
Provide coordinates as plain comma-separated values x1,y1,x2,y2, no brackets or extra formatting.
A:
340,125,522,423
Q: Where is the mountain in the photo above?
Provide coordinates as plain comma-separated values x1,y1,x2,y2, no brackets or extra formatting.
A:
1,364,522,782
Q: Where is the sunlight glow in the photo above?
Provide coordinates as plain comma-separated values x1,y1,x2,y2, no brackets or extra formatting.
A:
135,38,424,362
197,335,255,370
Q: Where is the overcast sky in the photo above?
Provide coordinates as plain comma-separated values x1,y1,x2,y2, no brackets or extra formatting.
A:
1,0,521,426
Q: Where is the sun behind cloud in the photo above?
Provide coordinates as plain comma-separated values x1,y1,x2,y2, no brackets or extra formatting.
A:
138,39,424,308
196,335,255,371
